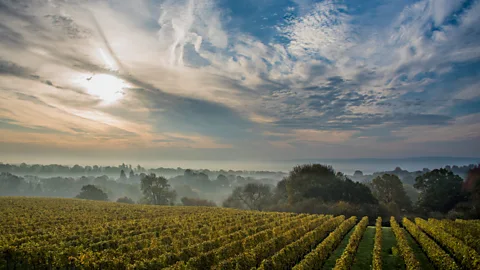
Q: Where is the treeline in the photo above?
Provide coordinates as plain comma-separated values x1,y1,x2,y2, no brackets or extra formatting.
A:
350,164,476,184
0,163,286,179
0,173,142,201
222,164,480,220
0,168,276,205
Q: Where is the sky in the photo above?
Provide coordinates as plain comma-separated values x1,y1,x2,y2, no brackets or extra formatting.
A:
0,0,479,166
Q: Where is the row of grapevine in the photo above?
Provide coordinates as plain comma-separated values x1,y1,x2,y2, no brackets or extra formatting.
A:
109,212,281,257
175,214,291,256
415,218,480,269
173,214,326,269
1,198,294,269
372,217,382,270
429,219,480,253
3,197,480,270
402,218,459,270
2,207,254,250
117,214,310,269
455,218,480,226
2,212,273,269
212,215,330,270
390,217,421,270
333,216,369,270
292,216,358,270
258,215,345,270
454,219,480,238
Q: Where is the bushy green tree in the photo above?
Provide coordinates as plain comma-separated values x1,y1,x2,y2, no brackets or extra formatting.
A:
283,164,377,205
140,174,176,205
76,185,108,201
370,174,412,213
414,169,464,213
223,183,272,210
463,165,480,218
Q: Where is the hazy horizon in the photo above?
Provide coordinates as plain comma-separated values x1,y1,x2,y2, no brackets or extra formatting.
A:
2,156,479,175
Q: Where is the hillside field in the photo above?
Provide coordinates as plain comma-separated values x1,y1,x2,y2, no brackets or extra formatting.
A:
0,198,479,270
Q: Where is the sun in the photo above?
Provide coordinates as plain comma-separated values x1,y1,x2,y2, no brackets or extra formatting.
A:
84,74,128,104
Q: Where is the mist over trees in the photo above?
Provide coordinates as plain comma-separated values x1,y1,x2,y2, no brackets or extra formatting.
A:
221,163,480,219
0,162,284,205
1,162,479,219
0,162,286,180
223,164,381,218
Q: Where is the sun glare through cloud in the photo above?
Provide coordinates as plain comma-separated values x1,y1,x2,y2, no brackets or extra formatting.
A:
83,74,128,104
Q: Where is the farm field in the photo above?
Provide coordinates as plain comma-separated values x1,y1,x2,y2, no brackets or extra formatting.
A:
1,197,479,270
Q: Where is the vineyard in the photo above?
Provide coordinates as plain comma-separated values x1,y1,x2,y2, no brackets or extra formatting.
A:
1,198,479,270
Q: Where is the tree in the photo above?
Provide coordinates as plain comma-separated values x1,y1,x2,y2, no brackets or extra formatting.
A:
76,185,108,201
370,174,412,212
129,170,135,179
283,164,377,205
0,172,26,195
116,196,134,204
414,169,464,213
463,165,480,193
284,164,338,204
339,178,378,205
195,172,212,188
215,174,229,187
463,165,480,217
223,183,272,210
403,184,420,205
181,197,216,207
272,179,289,204
119,170,127,181
140,174,176,205
353,170,363,177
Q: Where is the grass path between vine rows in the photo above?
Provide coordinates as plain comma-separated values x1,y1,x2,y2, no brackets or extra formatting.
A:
351,226,375,270
322,227,355,269
380,227,405,269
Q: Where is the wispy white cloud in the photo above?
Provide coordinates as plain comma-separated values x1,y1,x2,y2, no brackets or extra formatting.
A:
155,0,228,66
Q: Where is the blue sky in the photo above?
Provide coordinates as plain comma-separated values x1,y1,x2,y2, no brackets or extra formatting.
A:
0,0,479,165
